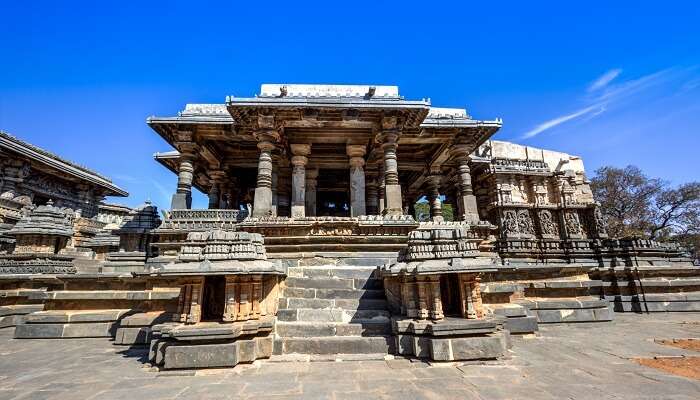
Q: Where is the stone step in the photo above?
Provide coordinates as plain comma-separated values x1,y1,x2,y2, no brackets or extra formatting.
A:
276,321,391,337
282,288,386,300
287,266,381,280
274,336,395,355
284,277,383,290
280,297,388,311
277,308,391,323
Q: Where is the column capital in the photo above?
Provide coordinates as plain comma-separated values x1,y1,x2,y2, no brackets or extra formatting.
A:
346,144,367,158
450,143,473,161
291,155,308,167
290,143,311,157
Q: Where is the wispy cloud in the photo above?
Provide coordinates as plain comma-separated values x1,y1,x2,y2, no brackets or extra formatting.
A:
521,104,604,139
520,67,689,139
588,68,622,92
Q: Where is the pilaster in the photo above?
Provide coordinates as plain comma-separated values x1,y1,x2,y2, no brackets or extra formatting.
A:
290,144,311,218
347,144,367,217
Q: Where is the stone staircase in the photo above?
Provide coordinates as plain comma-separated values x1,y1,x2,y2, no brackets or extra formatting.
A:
274,265,395,360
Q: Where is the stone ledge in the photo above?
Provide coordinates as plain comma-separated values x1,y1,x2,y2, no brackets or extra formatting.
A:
27,290,181,301
0,304,44,317
14,321,117,338
22,309,129,324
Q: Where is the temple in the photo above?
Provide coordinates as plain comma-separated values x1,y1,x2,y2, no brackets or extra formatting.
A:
1,84,698,368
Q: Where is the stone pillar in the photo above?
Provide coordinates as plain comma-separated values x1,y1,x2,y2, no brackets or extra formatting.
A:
378,165,386,215
427,175,444,222
347,145,367,217
451,145,480,223
207,181,219,209
290,144,311,218
378,120,403,215
271,168,279,217
170,145,196,210
252,127,279,218
305,169,318,217
366,173,379,216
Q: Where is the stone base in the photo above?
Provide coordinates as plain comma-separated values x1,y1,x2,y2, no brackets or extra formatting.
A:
517,297,613,323
0,304,44,329
606,293,700,313
149,317,274,370
393,317,509,361
114,312,175,345
14,309,128,338
488,304,539,334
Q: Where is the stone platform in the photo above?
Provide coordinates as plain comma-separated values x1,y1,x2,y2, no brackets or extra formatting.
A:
0,313,698,399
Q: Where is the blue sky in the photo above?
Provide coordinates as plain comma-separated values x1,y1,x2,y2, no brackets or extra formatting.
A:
1,1,699,210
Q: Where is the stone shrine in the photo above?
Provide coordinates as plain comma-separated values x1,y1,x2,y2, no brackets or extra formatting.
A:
1,84,698,368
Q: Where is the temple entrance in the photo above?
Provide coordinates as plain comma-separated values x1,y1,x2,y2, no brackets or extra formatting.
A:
201,276,226,321
440,274,463,317
317,169,350,217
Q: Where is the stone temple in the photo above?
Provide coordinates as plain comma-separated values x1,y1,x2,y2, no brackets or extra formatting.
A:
1,84,698,369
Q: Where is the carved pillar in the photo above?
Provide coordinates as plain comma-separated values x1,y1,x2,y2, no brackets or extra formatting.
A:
366,173,379,216
0,161,29,200
378,121,403,215
427,175,444,222
305,169,318,217
347,144,367,217
451,144,480,223
378,164,386,215
252,124,280,218
428,276,444,320
208,170,226,209
290,144,311,218
271,168,279,217
170,142,197,210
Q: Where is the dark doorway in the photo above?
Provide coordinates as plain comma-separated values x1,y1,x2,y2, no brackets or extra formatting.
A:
440,274,462,317
318,191,350,217
202,276,226,321
317,169,351,217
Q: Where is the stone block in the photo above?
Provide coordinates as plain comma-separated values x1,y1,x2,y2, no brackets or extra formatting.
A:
593,307,614,321
276,309,298,322
396,334,413,355
0,315,18,329
276,322,336,337
14,323,65,338
163,342,238,369
285,277,353,289
444,334,506,361
62,322,115,337
412,336,431,358
315,289,384,300
115,327,151,345
255,336,273,358
237,339,257,363
504,316,538,334
279,336,393,355
286,298,333,309
297,309,345,322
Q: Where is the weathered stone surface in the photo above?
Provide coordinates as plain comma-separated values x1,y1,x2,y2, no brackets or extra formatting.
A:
164,342,238,369
115,326,151,345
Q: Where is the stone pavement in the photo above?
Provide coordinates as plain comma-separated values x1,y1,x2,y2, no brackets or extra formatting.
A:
0,313,699,400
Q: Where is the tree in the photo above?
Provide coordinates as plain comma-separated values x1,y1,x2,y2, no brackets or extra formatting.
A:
590,166,700,241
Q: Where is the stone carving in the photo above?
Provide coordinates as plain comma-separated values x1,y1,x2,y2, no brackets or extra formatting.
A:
516,210,535,236
537,210,559,236
502,210,518,235
564,211,582,236
593,207,608,237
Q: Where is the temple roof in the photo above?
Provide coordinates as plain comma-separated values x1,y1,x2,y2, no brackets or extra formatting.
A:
0,131,128,197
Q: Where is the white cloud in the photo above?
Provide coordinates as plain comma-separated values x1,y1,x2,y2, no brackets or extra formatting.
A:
520,67,684,140
521,104,604,139
588,68,622,92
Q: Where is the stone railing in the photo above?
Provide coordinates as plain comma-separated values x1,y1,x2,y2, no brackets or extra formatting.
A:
491,158,550,173
158,209,248,231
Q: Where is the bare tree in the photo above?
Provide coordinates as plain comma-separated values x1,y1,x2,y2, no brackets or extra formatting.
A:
590,166,700,241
